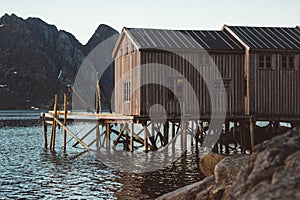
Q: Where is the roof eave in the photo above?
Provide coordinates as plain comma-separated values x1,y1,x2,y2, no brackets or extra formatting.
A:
222,25,250,51
112,27,142,58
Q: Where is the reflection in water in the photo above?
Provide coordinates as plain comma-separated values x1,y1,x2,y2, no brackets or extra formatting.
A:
0,111,204,199
114,152,203,199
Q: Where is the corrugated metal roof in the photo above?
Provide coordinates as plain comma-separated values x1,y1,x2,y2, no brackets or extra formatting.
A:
126,28,244,51
226,26,300,50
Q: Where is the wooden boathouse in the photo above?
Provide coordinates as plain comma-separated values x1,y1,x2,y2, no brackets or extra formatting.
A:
223,25,300,119
41,25,300,155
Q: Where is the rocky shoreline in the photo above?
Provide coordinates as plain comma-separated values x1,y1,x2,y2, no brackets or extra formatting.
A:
157,127,300,200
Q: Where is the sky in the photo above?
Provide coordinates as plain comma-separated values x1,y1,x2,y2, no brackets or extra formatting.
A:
0,0,299,44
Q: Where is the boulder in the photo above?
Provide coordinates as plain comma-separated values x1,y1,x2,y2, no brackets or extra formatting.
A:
199,153,226,176
225,127,300,200
214,154,250,186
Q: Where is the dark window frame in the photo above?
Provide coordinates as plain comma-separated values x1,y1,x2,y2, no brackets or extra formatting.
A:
258,55,273,70
281,55,295,69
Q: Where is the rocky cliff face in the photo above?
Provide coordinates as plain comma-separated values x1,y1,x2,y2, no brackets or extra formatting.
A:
0,13,118,109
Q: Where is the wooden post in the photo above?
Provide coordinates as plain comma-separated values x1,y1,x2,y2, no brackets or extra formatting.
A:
191,121,194,146
240,121,246,153
233,122,237,150
106,122,111,149
143,121,148,152
63,94,67,153
172,122,176,139
249,118,255,153
225,121,230,154
42,113,47,149
96,72,100,114
96,123,100,151
130,122,134,152
182,121,187,153
163,121,169,146
50,94,58,152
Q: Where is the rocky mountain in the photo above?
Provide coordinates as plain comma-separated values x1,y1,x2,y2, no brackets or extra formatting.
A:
0,13,118,109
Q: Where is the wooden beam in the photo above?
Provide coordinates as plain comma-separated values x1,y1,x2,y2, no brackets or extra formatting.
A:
52,116,90,151
113,124,126,146
73,125,98,147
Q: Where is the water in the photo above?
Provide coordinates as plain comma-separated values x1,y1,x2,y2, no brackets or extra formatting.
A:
0,111,203,199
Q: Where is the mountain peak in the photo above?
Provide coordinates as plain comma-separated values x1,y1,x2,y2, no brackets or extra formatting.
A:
0,13,23,23
83,24,118,54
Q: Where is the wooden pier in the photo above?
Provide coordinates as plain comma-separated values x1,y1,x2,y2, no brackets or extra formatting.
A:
40,93,285,155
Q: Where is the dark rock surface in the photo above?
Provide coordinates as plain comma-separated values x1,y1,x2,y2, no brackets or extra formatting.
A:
157,127,300,200
225,127,300,200
0,13,118,109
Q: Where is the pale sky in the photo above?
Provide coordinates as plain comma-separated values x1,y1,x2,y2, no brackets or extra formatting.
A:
0,0,299,44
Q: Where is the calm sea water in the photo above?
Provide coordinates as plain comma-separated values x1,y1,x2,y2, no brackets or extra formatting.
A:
0,111,203,199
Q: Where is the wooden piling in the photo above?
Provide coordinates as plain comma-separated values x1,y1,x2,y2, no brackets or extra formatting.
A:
106,122,111,149
163,121,169,146
172,122,175,139
190,121,194,146
63,93,67,153
96,124,100,151
182,121,187,153
225,121,230,154
143,121,148,152
50,94,58,152
130,122,134,152
42,113,47,149
96,72,101,114
249,118,255,153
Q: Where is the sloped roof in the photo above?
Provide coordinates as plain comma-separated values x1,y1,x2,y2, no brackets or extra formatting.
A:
125,28,244,51
224,26,300,50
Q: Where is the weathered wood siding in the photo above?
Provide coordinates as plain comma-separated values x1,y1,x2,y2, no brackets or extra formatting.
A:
249,52,300,117
114,34,141,115
139,50,245,117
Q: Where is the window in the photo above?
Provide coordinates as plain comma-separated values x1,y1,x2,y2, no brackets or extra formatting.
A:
214,79,231,91
281,55,295,69
124,81,130,102
175,78,184,95
166,77,185,99
131,44,135,53
258,55,272,69
199,54,210,65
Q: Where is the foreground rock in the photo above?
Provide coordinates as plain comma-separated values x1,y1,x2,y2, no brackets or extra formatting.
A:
157,127,300,200
225,127,300,200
